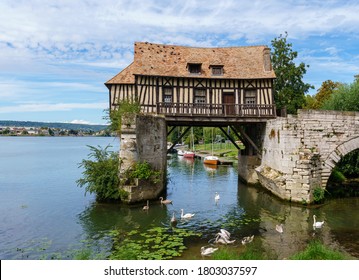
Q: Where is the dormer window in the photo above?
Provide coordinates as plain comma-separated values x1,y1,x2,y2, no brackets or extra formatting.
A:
188,63,201,74
211,65,223,76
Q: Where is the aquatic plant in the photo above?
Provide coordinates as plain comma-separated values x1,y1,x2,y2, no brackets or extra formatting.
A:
109,226,201,260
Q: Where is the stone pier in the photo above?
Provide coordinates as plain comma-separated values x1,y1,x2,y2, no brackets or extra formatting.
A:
119,114,167,203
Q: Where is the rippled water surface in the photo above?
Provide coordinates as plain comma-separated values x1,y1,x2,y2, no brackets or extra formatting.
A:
0,137,358,259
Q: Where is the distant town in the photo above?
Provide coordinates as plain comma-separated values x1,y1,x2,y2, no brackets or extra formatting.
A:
0,120,113,137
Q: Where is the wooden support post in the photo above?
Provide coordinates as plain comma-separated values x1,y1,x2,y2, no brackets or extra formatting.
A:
218,127,241,150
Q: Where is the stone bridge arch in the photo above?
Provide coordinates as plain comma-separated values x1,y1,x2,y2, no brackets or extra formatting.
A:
256,110,359,203
322,136,359,187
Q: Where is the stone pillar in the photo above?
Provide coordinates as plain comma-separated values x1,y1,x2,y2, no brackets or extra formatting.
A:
119,114,167,204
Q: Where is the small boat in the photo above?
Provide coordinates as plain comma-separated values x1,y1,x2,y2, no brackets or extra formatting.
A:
203,155,219,165
204,128,219,165
183,151,195,158
177,149,185,156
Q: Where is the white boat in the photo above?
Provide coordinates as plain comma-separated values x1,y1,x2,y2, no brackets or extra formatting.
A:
203,155,219,165
177,149,185,156
203,128,219,165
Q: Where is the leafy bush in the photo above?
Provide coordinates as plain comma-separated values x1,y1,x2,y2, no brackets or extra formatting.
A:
77,145,121,201
104,99,141,135
312,186,325,204
128,161,162,184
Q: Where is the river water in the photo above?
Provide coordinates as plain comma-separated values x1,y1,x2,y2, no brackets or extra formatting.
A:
0,137,358,259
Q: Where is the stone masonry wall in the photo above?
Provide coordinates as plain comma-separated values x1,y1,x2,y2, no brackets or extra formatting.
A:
256,110,359,203
119,114,167,203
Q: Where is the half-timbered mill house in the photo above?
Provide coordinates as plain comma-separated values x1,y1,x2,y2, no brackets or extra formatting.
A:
105,42,277,199
105,41,276,126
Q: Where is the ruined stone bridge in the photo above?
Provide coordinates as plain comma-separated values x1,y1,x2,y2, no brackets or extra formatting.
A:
253,110,359,203
119,110,358,204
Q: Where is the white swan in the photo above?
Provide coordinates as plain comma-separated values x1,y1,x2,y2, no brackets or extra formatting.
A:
159,197,173,205
201,246,218,256
215,192,220,201
214,232,236,244
170,212,177,227
180,209,195,219
241,235,254,245
220,229,231,239
313,215,324,228
276,224,283,234
143,200,149,211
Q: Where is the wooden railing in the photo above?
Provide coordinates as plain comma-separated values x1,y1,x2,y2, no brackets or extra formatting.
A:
155,103,276,117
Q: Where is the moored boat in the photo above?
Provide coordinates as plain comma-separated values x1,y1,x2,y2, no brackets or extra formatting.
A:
203,155,219,165
183,151,195,158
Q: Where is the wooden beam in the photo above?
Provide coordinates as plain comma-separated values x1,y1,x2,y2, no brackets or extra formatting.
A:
236,126,261,158
167,126,191,153
218,126,241,150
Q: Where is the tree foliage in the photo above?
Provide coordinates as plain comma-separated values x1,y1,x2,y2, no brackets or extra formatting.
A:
271,32,313,114
320,79,359,111
77,145,121,201
304,80,341,109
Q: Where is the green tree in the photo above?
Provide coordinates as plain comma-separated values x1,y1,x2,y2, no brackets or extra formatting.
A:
76,145,121,201
304,80,341,109
271,32,314,114
321,79,359,111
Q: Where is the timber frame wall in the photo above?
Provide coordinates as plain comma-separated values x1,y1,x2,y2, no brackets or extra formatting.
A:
109,75,275,118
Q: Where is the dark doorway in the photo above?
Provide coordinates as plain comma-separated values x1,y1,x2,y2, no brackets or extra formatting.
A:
222,92,235,115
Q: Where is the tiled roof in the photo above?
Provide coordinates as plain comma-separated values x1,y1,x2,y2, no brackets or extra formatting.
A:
105,42,276,85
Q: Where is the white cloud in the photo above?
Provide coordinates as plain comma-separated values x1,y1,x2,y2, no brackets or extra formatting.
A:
0,102,108,114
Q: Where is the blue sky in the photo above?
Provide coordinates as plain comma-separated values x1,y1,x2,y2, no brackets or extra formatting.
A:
1,0,358,125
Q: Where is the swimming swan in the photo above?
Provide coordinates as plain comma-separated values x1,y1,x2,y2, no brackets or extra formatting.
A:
170,212,177,227
313,215,324,228
215,192,220,201
143,200,149,211
180,209,195,219
275,224,283,234
159,197,173,205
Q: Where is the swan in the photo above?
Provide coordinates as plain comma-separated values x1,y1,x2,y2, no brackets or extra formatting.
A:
159,197,173,205
313,215,324,228
214,232,236,244
275,224,283,234
215,192,220,201
201,246,218,256
220,229,231,239
241,235,254,245
143,200,149,211
180,209,195,219
170,212,177,227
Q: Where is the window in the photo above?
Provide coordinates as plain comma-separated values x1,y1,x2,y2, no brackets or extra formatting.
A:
211,66,223,76
194,88,206,104
163,87,173,103
245,89,256,104
188,63,201,74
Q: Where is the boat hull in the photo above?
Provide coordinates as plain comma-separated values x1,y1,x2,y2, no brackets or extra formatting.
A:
183,151,195,158
203,156,219,165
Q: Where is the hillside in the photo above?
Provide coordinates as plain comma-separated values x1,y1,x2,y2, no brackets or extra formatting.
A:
0,120,108,132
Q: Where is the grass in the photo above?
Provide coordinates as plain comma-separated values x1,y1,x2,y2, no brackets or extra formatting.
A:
210,240,351,260
290,240,349,260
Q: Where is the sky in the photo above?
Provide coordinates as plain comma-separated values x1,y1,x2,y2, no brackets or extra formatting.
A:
0,0,358,125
